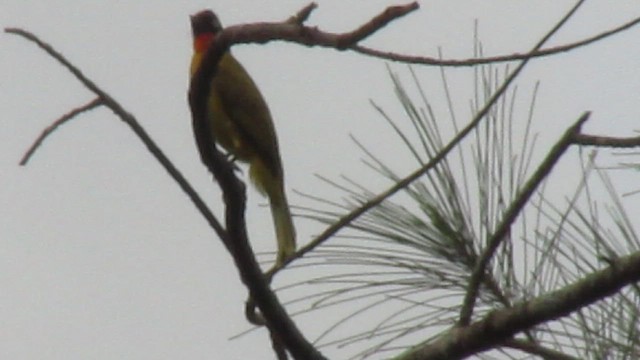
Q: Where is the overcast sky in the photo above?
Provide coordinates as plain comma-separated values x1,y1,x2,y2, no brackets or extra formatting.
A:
2,1,640,359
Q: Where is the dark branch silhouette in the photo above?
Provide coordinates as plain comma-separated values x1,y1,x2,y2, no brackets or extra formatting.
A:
574,133,640,148
20,97,102,165
399,250,640,360
4,27,226,248
351,14,640,66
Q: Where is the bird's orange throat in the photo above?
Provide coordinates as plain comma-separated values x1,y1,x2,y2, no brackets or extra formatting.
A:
193,33,215,53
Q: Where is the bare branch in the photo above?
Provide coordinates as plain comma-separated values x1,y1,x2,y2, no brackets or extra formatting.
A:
397,250,640,360
351,14,640,66
334,2,419,48
573,133,640,148
204,2,418,51
5,27,226,245
20,97,102,165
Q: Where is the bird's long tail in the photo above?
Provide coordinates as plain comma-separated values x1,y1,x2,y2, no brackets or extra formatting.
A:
249,159,296,266
269,188,296,266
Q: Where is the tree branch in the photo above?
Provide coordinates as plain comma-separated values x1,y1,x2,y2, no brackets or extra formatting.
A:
19,97,102,165
396,250,640,360
573,133,640,148
4,28,226,252
198,2,418,51
334,2,420,48
351,14,640,66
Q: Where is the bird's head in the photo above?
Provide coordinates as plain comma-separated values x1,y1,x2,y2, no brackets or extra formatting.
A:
190,10,223,53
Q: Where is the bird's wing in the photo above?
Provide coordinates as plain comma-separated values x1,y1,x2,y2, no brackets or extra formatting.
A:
214,52,283,178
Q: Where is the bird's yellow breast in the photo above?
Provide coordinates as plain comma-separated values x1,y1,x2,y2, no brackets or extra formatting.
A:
190,51,257,161
189,48,282,177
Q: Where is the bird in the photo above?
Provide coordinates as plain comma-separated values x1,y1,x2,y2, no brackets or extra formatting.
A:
189,10,296,266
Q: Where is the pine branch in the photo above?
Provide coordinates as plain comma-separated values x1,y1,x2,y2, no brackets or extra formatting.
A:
397,250,640,360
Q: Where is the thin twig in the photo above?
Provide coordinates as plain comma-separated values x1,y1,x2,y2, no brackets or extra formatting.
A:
335,2,420,48
573,133,640,148
351,14,640,66
20,97,102,165
287,2,317,25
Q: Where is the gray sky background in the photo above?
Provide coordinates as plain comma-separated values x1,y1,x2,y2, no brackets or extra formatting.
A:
2,1,640,359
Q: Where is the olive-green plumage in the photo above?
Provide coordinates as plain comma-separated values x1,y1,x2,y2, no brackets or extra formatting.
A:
190,10,296,265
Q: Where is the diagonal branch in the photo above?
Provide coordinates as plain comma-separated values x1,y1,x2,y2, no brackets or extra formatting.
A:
397,250,640,360
5,27,226,244
20,97,102,165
